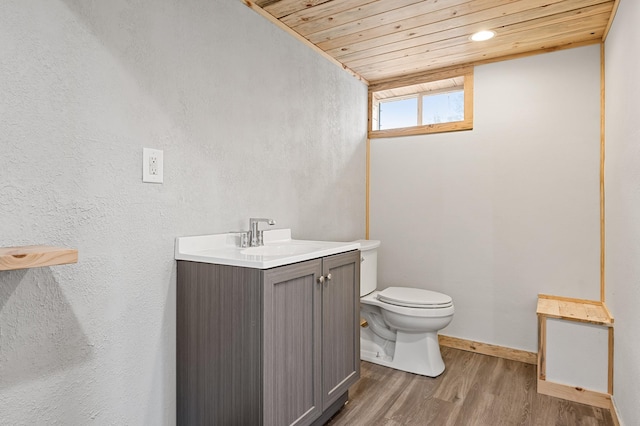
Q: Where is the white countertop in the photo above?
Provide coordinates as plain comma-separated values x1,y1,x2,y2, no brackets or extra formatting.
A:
175,229,360,269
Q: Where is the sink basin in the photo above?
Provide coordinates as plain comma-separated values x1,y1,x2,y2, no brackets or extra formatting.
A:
241,243,324,257
175,229,360,269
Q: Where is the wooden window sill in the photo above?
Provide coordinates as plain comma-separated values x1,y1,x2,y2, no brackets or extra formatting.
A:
368,120,473,139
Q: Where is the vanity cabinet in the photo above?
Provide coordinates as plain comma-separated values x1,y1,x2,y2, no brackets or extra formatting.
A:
177,250,360,426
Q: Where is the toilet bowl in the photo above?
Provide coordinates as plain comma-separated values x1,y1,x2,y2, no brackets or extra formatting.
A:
357,240,454,377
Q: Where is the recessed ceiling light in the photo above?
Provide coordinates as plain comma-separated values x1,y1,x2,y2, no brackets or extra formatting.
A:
470,30,496,42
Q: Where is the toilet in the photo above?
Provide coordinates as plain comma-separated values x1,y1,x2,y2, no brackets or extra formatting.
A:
357,240,454,377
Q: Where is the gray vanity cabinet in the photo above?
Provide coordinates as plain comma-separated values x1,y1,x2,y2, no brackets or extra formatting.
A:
177,249,360,426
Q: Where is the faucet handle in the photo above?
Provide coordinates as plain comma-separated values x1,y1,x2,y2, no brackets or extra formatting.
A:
229,231,250,248
239,231,249,248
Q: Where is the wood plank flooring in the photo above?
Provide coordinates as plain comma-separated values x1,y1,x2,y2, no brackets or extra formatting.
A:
326,347,614,426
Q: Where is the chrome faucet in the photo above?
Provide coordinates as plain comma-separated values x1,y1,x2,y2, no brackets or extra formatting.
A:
249,218,276,247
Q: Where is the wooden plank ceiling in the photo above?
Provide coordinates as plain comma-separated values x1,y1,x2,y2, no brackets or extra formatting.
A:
252,0,616,84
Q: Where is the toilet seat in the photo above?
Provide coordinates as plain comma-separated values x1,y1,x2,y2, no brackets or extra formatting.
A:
377,287,453,309
362,291,454,318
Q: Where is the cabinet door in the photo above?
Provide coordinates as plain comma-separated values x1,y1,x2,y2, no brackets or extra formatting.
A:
322,250,361,408
263,259,323,426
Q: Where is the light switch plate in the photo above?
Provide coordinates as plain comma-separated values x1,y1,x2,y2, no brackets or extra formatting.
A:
143,148,163,183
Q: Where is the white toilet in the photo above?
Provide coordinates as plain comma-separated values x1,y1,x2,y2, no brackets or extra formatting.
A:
357,240,454,377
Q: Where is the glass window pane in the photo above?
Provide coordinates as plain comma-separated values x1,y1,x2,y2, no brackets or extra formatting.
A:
422,90,464,125
379,97,418,130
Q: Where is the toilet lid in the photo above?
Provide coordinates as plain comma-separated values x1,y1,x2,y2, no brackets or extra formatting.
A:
377,287,453,309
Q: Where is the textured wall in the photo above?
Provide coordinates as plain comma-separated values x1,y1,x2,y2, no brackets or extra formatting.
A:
604,1,640,422
370,45,601,353
0,0,367,423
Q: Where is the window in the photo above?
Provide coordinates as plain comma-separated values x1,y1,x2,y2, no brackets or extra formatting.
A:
379,97,418,130
369,67,473,138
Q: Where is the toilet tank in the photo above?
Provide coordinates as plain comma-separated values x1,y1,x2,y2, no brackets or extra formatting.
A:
355,239,381,297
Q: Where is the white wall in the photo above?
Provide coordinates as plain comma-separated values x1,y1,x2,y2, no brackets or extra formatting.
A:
370,45,601,352
545,319,609,393
0,0,367,423
604,1,640,422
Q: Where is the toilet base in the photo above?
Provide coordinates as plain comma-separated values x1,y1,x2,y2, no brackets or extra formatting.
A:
360,328,446,377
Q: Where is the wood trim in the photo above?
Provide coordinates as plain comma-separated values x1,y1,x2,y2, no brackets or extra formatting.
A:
600,42,606,303
602,0,621,42
601,301,614,322
538,293,608,306
367,91,374,133
240,0,369,85
438,335,537,365
610,397,621,426
538,316,547,380
537,379,612,409
366,89,372,240
368,120,473,139
369,66,473,93
608,327,614,395
463,70,474,128
365,138,371,240
0,245,78,271
598,48,614,395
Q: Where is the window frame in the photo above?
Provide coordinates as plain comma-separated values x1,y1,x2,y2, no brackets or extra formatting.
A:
368,67,474,138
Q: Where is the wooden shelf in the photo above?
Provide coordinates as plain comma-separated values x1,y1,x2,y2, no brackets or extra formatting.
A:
0,245,78,271
537,294,613,326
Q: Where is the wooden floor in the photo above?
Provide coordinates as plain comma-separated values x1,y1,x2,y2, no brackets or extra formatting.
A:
327,347,614,426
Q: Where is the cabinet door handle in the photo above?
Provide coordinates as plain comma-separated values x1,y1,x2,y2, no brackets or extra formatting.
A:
317,275,325,284
326,273,332,281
